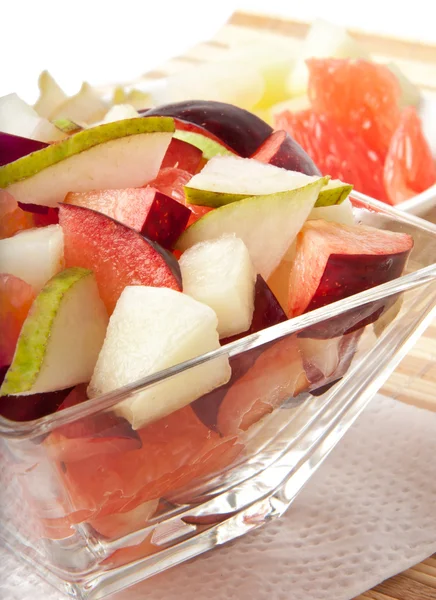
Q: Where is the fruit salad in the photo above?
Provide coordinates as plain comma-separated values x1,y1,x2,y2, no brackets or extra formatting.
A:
0,98,414,551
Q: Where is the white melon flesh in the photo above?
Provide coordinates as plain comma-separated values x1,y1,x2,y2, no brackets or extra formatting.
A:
180,236,256,338
309,197,356,226
0,224,64,291
0,93,66,142
88,286,231,430
185,155,350,207
177,178,325,280
0,268,108,396
5,131,172,207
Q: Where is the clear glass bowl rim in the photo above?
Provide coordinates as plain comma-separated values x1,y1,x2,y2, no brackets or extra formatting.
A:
1,191,436,439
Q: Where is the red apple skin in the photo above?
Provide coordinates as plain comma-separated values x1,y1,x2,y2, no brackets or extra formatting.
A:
65,188,190,249
161,138,203,174
59,203,182,314
192,276,287,430
251,129,322,175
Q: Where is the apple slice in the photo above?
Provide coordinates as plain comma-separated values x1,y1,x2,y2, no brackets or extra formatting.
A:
184,155,350,208
180,235,257,338
0,224,64,291
59,203,182,314
88,286,231,430
176,178,325,280
0,117,174,207
64,188,190,249
0,267,108,396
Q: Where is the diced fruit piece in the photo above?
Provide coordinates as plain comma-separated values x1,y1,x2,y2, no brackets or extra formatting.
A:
161,138,203,174
148,167,213,226
250,129,321,176
275,109,387,201
383,106,436,205
287,220,413,333
287,19,369,98
0,117,174,207
60,405,242,519
184,156,344,208
64,188,190,249
33,71,67,119
157,62,264,112
177,178,326,281
180,236,256,338
88,286,231,430
307,58,401,159
386,63,421,109
0,224,64,291
90,499,159,538
0,274,36,368
50,82,108,125
144,100,286,160
44,386,142,463
308,197,355,226
0,93,66,143
217,336,308,436
0,132,48,167
59,203,182,314
101,104,139,123
0,190,35,239
305,329,363,395
172,129,235,160
193,276,287,430
0,268,108,396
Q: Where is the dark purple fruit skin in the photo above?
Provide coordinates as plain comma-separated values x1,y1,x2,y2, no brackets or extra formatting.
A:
252,130,321,176
0,132,48,167
143,101,316,171
299,252,410,339
192,276,287,430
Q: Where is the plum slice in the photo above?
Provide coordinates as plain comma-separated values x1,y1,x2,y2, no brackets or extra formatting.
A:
59,203,182,314
144,100,320,175
64,188,190,249
161,137,203,174
288,220,413,337
0,131,48,167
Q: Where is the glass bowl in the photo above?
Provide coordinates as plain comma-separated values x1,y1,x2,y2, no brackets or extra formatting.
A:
1,193,435,600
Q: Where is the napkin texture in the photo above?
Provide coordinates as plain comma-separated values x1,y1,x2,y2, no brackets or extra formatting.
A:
1,394,435,600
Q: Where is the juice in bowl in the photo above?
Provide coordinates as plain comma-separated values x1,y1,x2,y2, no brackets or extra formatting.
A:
0,91,436,600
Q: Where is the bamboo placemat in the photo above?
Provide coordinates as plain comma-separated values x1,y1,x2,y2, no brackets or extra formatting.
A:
135,11,436,598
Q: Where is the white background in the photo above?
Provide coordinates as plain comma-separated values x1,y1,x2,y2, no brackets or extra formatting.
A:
2,0,436,101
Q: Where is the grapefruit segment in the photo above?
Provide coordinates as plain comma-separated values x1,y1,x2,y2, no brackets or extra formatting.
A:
0,274,36,368
59,405,243,519
384,106,436,205
306,58,401,159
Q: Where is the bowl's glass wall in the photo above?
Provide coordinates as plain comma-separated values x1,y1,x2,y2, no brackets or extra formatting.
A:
1,200,435,598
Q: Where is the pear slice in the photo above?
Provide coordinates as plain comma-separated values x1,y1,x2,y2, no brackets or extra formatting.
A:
176,178,326,280
0,224,64,291
88,286,231,430
0,117,174,207
184,156,351,208
0,267,108,396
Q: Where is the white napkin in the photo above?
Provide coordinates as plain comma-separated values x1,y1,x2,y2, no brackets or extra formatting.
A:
1,394,436,600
